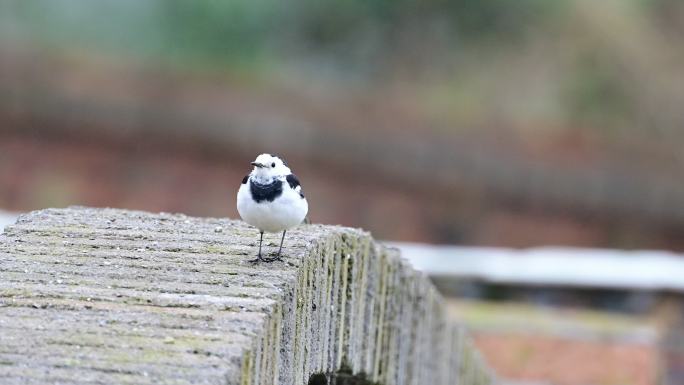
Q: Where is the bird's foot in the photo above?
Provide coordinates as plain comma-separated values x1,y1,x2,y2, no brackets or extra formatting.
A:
247,253,267,264
247,256,263,264
263,252,284,262
248,253,283,264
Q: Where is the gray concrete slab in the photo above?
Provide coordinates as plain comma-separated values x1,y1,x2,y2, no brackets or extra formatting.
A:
0,207,494,385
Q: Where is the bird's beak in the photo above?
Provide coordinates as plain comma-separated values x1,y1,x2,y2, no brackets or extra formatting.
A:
251,162,265,168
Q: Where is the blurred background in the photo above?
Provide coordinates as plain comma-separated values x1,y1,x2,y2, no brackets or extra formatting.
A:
1,1,684,384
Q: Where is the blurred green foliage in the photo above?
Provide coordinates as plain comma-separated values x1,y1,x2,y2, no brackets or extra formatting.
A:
0,0,559,69
2,0,683,140
563,51,634,131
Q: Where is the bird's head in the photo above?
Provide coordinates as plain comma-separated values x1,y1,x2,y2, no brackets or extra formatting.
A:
250,153,291,182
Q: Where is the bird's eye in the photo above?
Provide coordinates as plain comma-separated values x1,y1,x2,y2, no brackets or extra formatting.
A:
271,162,276,168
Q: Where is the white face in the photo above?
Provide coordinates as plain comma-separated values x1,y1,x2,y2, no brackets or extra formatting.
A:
250,153,291,180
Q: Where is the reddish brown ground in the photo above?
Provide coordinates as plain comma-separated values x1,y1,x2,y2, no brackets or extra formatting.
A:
0,132,430,239
474,332,659,385
4,131,684,250
0,131,602,245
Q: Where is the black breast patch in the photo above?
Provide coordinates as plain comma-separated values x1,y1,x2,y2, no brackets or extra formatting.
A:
286,174,305,198
250,179,283,203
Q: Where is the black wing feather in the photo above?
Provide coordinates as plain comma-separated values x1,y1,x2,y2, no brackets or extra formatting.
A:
286,174,305,198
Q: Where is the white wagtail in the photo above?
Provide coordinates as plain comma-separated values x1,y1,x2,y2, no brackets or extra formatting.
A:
237,153,308,263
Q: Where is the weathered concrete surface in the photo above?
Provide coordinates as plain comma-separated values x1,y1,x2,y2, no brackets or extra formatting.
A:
0,207,494,385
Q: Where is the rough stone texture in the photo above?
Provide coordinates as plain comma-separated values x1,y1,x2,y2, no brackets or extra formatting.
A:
0,207,494,385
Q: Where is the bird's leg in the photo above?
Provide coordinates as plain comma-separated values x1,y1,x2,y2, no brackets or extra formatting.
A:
264,230,286,262
277,230,286,257
248,231,265,264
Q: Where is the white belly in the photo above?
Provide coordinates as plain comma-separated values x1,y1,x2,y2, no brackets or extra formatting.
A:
237,183,308,233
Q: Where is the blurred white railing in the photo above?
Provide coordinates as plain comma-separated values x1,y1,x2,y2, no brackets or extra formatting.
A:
390,242,684,292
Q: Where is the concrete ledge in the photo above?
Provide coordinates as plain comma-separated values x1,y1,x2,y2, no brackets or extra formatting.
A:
0,207,494,384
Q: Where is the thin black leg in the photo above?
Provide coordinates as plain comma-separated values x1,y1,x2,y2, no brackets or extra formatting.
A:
248,231,265,264
277,230,286,256
258,231,264,258
262,230,285,262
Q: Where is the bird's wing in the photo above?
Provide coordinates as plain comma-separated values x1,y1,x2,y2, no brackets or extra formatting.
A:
285,174,304,198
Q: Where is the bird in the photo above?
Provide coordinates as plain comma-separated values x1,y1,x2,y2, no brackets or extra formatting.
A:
237,153,308,263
